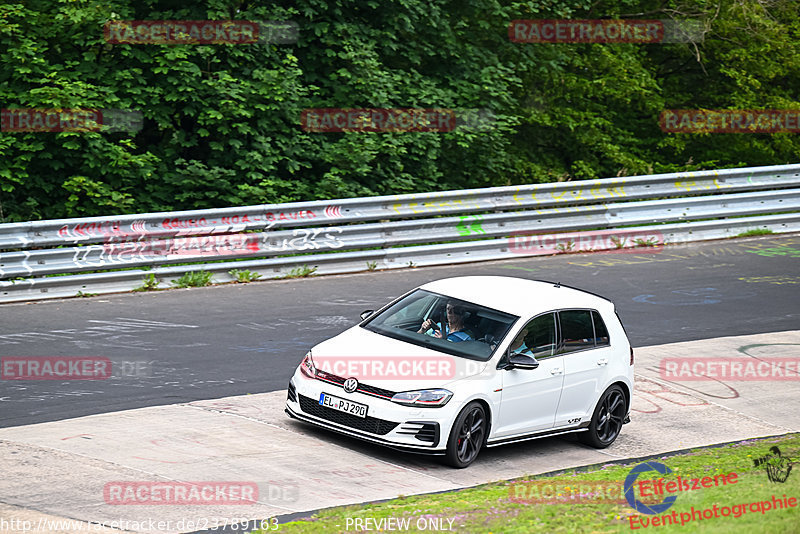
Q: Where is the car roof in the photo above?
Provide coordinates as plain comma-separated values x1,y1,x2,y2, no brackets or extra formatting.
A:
419,276,614,318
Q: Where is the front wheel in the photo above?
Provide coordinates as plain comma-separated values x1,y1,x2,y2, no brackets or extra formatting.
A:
443,402,487,468
579,385,626,448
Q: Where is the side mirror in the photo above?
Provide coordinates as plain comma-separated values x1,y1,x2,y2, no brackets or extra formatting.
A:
360,310,375,321
507,352,540,370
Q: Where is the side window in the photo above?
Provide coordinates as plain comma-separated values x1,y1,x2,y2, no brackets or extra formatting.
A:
558,310,595,353
512,313,557,358
592,311,610,346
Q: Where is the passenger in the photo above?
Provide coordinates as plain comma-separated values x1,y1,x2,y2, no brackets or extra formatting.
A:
418,302,473,342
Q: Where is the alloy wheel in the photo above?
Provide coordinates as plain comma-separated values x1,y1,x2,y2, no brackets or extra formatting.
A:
596,389,625,443
456,406,486,464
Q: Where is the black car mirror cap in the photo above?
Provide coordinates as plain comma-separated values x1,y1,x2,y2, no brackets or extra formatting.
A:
507,352,540,370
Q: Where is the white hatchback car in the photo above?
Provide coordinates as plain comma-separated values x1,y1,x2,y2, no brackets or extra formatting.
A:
285,276,633,467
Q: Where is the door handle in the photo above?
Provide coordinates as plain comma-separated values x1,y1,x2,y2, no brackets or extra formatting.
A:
550,367,563,375
597,358,608,366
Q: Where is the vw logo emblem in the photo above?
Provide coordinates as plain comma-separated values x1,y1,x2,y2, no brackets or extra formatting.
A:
343,378,359,393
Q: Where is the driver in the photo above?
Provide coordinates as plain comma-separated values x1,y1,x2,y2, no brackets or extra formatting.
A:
509,327,531,354
418,302,473,342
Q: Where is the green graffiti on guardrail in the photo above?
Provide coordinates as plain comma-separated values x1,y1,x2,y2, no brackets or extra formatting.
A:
456,215,485,236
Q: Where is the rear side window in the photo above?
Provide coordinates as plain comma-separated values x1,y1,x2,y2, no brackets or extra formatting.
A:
558,310,595,353
592,311,610,346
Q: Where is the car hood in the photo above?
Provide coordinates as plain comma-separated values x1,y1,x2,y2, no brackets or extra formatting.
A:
310,325,489,391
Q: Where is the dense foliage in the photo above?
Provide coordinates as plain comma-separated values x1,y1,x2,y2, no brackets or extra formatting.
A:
1,0,798,221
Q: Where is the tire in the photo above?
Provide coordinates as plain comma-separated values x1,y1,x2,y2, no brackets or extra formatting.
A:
443,402,487,468
579,385,626,448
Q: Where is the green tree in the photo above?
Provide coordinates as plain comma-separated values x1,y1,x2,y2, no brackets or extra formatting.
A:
1,0,798,222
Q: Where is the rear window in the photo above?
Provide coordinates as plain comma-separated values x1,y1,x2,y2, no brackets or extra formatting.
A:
558,310,595,353
592,310,610,346
558,309,610,353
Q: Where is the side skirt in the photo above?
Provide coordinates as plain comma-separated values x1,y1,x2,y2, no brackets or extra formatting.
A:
486,426,588,448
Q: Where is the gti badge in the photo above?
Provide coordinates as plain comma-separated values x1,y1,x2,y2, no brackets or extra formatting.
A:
343,378,359,393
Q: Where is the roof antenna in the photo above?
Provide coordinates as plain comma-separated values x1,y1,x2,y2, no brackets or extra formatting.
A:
554,281,561,288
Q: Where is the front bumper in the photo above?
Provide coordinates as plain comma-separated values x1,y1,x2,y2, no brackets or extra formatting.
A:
285,371,453,454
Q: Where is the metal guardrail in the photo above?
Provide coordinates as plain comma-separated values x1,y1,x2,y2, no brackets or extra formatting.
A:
3,188,800,279
2,163,798,249
1,163,799,303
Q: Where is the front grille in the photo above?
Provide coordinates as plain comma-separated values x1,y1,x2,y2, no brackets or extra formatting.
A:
317,371,346,386
397,421,440,445
287,382,297,402
357,383,395,399
298,394,399,435
316,371,396,399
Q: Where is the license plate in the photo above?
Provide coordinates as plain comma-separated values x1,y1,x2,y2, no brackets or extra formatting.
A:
319,393,368,418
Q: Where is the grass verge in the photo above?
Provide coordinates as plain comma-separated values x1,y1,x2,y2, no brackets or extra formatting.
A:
262,433,800,533
736,228,774,238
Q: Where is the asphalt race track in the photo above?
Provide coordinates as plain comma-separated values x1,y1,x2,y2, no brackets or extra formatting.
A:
1,329,798,533
1,234,799,534
1,234,799,429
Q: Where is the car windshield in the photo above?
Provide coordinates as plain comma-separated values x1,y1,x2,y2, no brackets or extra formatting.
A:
362,289,518,361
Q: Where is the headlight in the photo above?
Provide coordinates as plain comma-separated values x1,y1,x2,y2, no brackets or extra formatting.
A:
391,389,453,407
300,351,316,378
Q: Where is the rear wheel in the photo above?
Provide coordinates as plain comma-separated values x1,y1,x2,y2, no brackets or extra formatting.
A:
579,385,626,448
443,402,487,468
